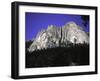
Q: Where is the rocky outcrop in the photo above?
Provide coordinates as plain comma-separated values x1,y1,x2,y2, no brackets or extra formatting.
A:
62,22,89,44
28,22,89,52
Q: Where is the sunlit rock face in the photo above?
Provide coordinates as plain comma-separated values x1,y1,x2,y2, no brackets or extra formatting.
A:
28,22,89,52
46,25,61,48
63,22,89,44
28,30,48,52
28,25,61,52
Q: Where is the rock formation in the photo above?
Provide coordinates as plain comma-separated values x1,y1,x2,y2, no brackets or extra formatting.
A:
28,22,89,52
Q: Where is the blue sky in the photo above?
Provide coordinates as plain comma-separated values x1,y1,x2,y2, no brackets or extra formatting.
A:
25,12,89,41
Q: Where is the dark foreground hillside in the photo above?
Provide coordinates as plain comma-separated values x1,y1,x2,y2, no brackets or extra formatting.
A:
25,43,89,68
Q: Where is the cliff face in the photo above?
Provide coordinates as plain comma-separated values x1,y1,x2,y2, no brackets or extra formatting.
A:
28,22,89,52
63,22,89,44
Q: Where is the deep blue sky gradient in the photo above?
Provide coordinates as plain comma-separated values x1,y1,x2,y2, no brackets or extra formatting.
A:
25,12,89,41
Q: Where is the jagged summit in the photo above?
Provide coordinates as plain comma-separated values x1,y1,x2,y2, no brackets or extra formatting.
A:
28,22,89,52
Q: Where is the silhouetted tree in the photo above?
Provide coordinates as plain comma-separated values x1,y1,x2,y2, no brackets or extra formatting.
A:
26,43,89,68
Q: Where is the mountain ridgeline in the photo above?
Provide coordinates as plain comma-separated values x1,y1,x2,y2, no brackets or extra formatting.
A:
26,22,89,68
28,22,89,52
